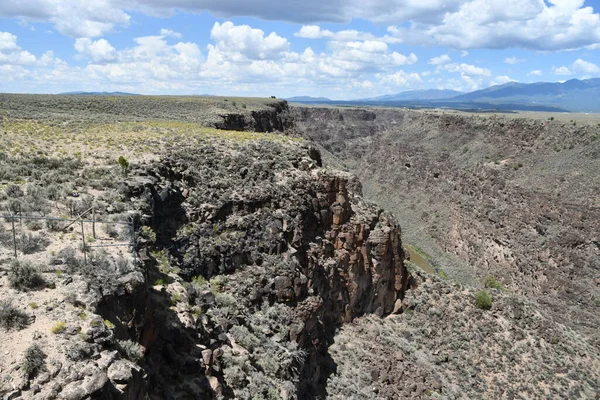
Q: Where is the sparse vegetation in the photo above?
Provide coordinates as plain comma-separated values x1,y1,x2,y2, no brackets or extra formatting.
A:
484,276,506,291
118,156,130,176
22,344,46,378
0,301,30,330
8,260,46,291
475,291,493,310
50,321,66,334
117,339,145,362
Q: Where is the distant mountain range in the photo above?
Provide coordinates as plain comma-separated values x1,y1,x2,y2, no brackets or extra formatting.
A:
364,89,463,101
287,96,332,102
288,79,600,113
59,91,139,96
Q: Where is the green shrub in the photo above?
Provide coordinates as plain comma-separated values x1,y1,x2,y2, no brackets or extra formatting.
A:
8,260,46,291
117,339,145,362
140,226,157,242
17,232,50,254
475,291,493,310
0,302,30,330
50,321,66,334
191,275,208,288
22,344,46,378
118,156,129,176
46,218,63,232
5,184,24,198
26,220,43,231
484,276,505,291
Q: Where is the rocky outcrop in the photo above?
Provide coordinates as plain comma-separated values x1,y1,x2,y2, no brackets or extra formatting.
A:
115,137,407,398
215,101,293,132
292,106,600,342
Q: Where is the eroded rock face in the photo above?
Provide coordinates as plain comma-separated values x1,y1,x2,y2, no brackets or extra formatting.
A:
292,106,600,341
122,138,407,398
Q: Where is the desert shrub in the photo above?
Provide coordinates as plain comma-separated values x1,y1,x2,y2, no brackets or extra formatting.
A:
118,156,129,176
191,275,208,288
475,291,493,310
9,260,46,291
46,218,64,232
47,184,61,200
117,339,145,362
50,321,66,334
57,247,84,272
139,226,156,242
26,220,44,231
484,276,506,291
22,344,46,378
17,232,49,254
230,325,261,352
5,184,24,198
0,302,29,330
115,257,131,274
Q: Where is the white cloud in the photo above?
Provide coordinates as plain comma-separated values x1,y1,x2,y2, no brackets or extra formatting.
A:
441,63,492,77
160,28,182,38
74,38,117,63
527,69,543,76
504,57,525,64
385,0,600,50
2,0,599,50
492,75,516,85
294,25,378,42
460,50,469,57
0,31,37,65
0,0,130,37
377,70,421,87
295,25,333,39
552,66,573,75
429,54,451,65
211,21,289,60
572,58,600,75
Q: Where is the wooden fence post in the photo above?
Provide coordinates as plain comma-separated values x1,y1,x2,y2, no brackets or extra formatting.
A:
11,214,17,258
92,207,96,239
81,220,87,265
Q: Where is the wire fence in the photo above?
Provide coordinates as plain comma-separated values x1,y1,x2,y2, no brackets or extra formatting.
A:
1,207,136,265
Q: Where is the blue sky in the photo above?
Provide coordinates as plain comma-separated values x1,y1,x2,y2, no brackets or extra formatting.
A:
0,0,599,99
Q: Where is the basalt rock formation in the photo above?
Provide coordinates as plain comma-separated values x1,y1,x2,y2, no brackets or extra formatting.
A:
292,106,600,343
1,95,599,399
109,136,408,398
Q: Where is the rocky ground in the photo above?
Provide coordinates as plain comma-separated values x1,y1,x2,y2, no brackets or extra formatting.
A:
328,271,600,399
293,107,600,343
0,96,598,399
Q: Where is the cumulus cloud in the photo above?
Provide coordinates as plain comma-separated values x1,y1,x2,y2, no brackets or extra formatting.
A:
386,0,600,50
428,54,451,65
2,0,599,50
527,69,543,76
504,57,525,64
0,0,130,37
160,28,182,38
294,25,377,42
377,70,421,87
74,38,117,63
552,66,573,75
211,21,289,60
440,63,491,77
572,58,600,75
0,31,37,65
492,75,517,85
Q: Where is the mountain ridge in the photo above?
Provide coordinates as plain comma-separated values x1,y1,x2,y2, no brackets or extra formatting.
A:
289,78,600,112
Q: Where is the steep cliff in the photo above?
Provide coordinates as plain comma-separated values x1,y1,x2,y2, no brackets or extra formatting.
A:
118,136,408,398
293,107,600,342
